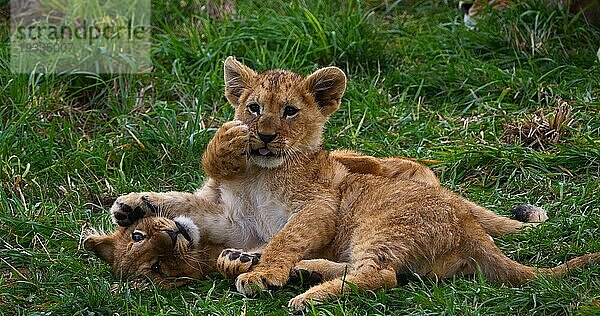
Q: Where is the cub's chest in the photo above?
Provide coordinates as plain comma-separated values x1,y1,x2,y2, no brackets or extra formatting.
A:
220,180,292,242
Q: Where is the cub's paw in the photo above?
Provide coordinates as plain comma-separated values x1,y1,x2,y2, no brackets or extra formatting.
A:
217,248,261,279
209,121,249,161
203,121,249,179
512,205,548,223
218,120,249,143
288,293,317,310
110,193,160,227
288,290,327,310
235,268,288,297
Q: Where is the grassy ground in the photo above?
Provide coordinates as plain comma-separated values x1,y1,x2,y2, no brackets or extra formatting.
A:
1,0,600,314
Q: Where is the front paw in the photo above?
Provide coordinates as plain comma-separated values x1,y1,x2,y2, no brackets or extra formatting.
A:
235,268,288,296
203,121,249,179
110,193,160,227
217,248,261,279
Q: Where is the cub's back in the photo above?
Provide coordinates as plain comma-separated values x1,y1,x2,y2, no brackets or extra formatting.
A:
339,173,471,224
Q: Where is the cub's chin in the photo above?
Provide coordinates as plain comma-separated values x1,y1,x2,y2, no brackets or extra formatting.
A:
248,147,285,169
249,154,284,169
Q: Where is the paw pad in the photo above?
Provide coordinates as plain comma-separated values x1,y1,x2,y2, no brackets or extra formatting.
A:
217,249,261,278
112,203,145,226
110,195,160,227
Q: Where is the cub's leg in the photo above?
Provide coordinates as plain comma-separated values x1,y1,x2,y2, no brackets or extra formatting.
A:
288,224,411,308
330,150,439,187
217,249,348,283
462,225,538,285
288,258,397,309
457,219,600,286
110,191,208,227
235,201,338,296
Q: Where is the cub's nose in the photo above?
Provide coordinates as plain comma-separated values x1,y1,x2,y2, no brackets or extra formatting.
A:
258,133,277,144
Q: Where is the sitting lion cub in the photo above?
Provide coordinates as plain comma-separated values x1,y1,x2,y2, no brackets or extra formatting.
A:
209,57,598,308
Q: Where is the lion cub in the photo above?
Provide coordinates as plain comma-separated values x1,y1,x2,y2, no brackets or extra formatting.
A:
206,57,599,308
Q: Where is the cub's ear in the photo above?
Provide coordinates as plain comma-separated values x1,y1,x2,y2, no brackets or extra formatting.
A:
305,66,346,116
84,234,116,264
224,56,257,107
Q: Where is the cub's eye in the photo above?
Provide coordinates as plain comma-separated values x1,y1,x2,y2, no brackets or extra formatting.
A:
247,102,260,115
151,261,161,274
132,231,145,242
283,106,299,118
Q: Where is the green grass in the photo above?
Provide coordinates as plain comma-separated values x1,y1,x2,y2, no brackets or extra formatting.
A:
1,0,600,314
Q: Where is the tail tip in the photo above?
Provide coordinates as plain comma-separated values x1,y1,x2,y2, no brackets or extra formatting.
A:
512,204,548,223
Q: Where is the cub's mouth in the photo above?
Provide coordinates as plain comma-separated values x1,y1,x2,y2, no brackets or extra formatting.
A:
249,147,280,158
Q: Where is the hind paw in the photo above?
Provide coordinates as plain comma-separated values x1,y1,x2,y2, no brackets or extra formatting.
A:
289,268,324,286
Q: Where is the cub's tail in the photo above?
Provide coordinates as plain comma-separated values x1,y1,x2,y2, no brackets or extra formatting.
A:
482,251,600,286
540,253,600,278
467,201,547,237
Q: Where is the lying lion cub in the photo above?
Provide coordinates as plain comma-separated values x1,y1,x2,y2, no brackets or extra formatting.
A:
84,151,443,286
84,150,543,287
85,57,596,308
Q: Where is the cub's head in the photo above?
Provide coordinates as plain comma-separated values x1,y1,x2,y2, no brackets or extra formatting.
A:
223,56,346,169
83,216,208,287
